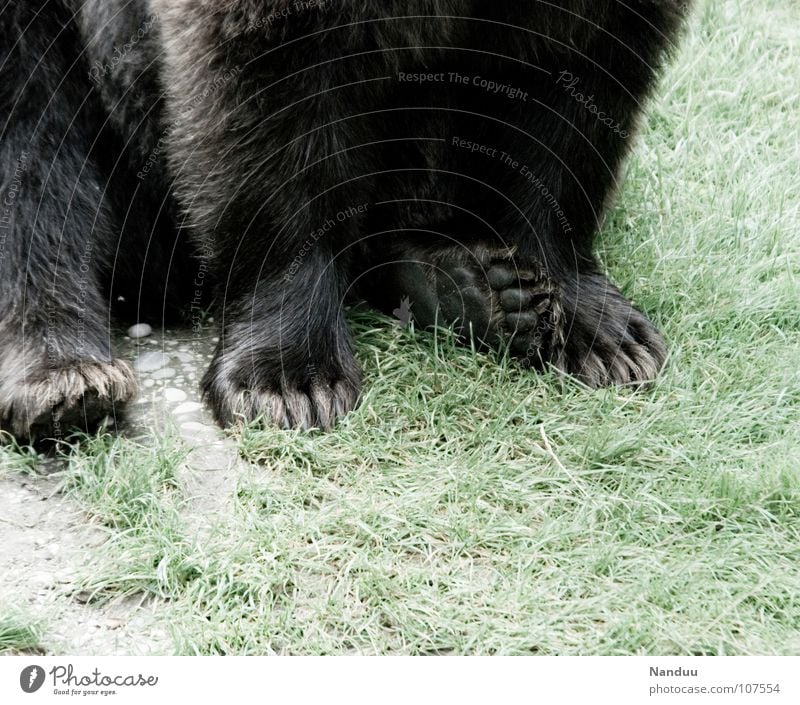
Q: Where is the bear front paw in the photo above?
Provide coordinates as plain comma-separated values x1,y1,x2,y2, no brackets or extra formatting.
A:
0,359,138,441
202,343,362,431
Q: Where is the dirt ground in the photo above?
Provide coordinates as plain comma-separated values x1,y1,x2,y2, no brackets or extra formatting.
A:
0,325,243,655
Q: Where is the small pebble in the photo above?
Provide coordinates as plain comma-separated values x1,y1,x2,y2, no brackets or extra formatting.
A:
151,367,177,380
164,388,188,403
133,351,170,372
173,402,203,415
143,379,155,388
127,323,153,339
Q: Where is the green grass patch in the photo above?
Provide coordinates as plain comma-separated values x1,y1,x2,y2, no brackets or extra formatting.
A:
0,612,44,655
0,434,39,475
62,434,186,531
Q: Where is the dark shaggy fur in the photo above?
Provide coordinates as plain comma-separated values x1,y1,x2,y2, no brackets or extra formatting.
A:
0,0,692,438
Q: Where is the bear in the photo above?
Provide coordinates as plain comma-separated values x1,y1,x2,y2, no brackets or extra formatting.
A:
0,0,692,439
0,0,197,440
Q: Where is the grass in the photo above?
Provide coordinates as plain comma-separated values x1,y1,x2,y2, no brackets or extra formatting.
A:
2,0,800,654
0,434,38,474
0,612,44,655
60,434,186,531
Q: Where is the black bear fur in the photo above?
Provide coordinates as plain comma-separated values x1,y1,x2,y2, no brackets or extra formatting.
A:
0,0,692,438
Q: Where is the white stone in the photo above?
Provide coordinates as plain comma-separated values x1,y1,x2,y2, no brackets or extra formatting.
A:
173,402,203,415
150,367,177,380
133,351,170,372
127,323,153,339
181,422,216,438
164,388,188,403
